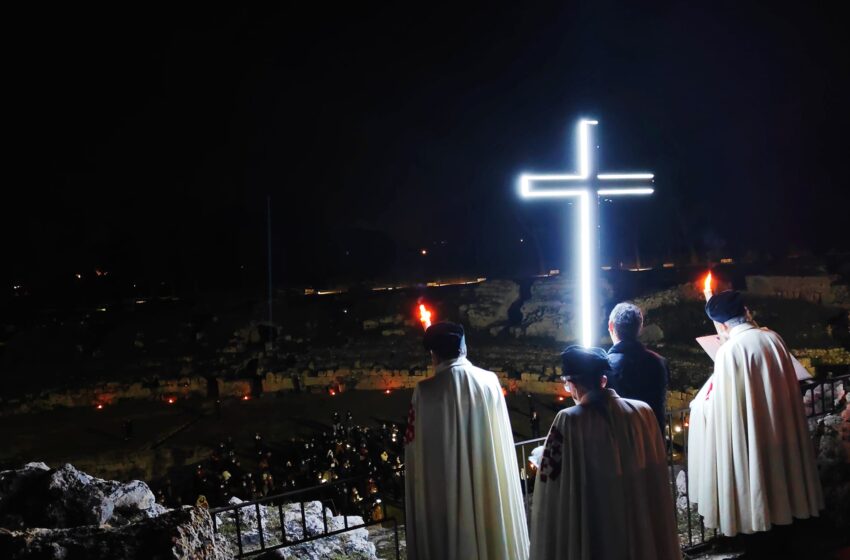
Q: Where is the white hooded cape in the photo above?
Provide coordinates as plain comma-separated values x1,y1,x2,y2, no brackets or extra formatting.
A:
688,323,823,536
404,356,529,560
530,389,681,560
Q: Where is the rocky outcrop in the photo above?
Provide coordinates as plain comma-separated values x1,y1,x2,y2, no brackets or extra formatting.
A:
460,280,520,330
512,277,577,342
214,497,377,559
0,506,230,560
0,463,228,559
632,284,701,312
0,463,163,529
812,393,850,530
745,275,838,305
510,276,615,342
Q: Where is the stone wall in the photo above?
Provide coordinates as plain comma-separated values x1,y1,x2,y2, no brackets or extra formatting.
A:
2,275,847,420
746,275,839,305
511,276,578,342
459,279,520,331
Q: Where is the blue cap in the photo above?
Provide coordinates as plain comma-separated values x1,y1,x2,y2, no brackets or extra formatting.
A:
424,322,466,356
705,290,746,323
560,345,610,381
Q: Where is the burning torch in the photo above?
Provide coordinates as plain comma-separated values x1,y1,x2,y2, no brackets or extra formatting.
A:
418,303,433,330
703,272,713,301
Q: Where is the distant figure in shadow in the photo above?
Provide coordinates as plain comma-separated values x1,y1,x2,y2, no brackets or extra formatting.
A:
606,302,669,435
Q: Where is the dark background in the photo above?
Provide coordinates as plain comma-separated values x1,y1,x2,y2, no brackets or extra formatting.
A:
5,2,849,300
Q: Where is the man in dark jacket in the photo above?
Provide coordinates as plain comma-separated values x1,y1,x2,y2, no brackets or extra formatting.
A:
606,302,669,435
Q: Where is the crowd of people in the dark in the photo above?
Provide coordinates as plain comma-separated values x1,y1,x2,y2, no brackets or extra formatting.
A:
152,411,406,521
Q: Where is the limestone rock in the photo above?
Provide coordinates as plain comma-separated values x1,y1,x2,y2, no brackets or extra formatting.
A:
214,499,377,559
514,277,576,342
674,468,689,512
460,280,520,329
632,283,702,313
0,463,161,529
0,506,231,560
745,275,836,304
811,401,850,530
0,462,51,529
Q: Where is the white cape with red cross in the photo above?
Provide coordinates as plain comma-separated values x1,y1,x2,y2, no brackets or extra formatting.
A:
688,323,824,536
404,356,529,560
529,389,681,560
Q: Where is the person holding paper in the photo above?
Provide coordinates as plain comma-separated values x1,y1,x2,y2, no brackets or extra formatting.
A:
688,290,823,540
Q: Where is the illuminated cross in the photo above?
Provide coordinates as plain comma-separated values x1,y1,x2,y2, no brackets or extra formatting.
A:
519,119,654,347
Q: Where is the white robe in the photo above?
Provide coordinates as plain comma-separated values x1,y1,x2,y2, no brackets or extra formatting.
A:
688,323,824,536
404,356,529,560
530,389,681,560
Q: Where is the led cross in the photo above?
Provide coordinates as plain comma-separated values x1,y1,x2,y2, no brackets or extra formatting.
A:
519,119,654,347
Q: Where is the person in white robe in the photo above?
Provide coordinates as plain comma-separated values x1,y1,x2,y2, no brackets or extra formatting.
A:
530,346,681,560
688,290,824,537
404,322,529,560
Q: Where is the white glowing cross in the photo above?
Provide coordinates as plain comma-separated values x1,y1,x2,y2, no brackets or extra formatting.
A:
519,119,655,347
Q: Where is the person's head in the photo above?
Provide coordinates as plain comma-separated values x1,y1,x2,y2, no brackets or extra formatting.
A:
608,302,644,343
705,290,751,338
423,322,467,365
560,345,610,402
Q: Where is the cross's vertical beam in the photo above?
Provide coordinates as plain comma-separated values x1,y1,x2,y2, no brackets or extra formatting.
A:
518,118,654,347
577,191,594,348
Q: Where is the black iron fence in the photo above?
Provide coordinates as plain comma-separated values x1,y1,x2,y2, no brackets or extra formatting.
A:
209,475,400,559
514,416,712,550
516,373,848,553
802,374,849,419
209,374,846,558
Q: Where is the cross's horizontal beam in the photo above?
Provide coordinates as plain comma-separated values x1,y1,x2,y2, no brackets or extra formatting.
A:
517,118,655,347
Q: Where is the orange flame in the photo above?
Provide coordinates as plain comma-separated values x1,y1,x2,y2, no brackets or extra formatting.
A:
704,272,713,298
418,304,433,330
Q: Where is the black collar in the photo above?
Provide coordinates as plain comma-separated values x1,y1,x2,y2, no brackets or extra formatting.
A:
608,339,644,355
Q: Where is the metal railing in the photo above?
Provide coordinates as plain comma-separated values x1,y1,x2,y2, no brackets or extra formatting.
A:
515,373,849,554
664,406,714,551
208,374,846,558
209,475,400,559
802,374,848,419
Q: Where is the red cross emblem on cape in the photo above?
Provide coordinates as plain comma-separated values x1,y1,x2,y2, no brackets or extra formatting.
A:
404,405,416,445
539,426,564,483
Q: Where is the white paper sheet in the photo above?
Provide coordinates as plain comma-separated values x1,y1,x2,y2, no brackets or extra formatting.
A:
695,334,812,380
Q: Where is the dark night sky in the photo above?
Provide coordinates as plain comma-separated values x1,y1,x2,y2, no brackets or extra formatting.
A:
5,3,849,295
